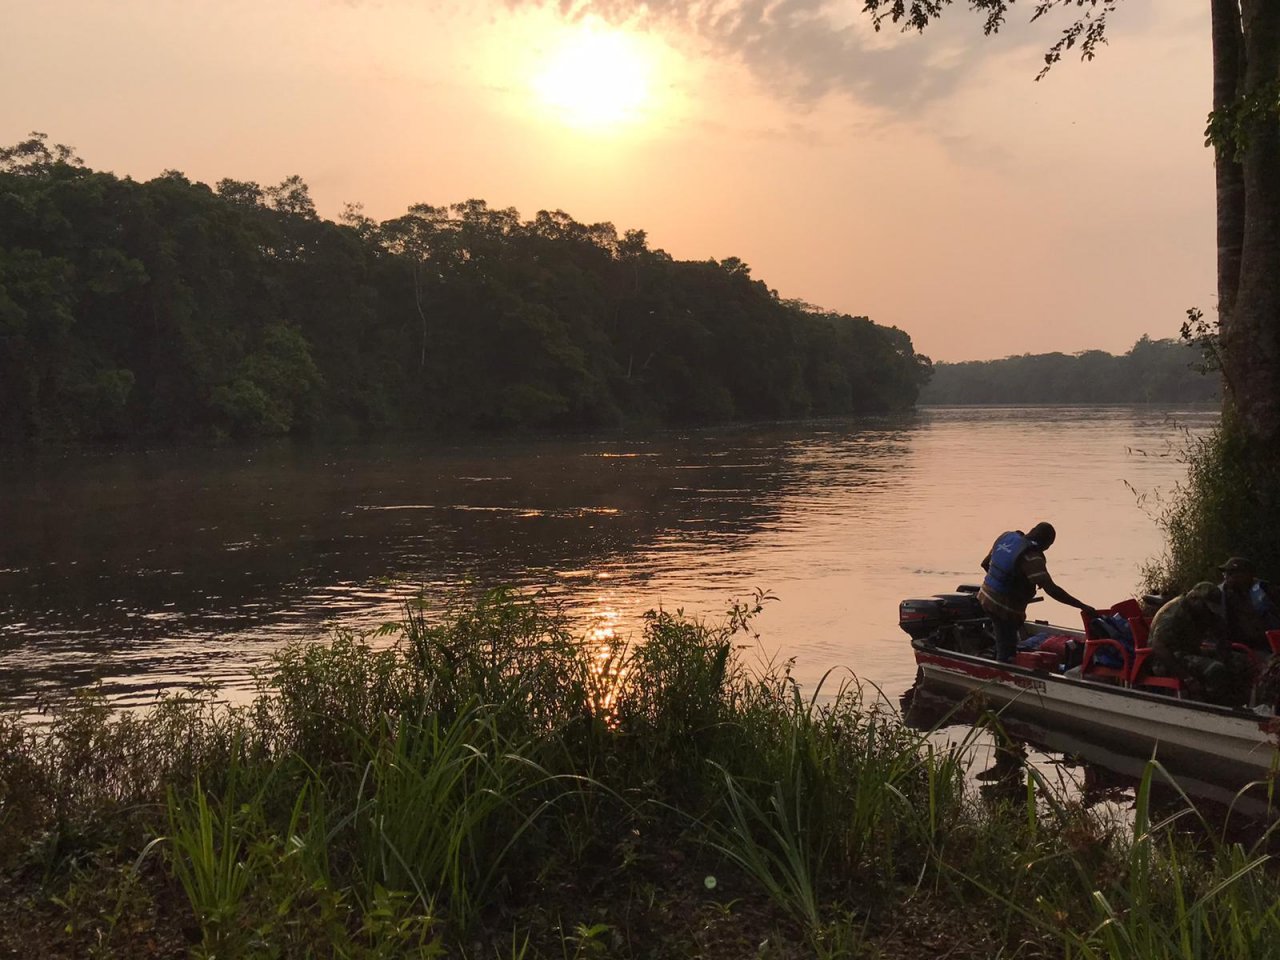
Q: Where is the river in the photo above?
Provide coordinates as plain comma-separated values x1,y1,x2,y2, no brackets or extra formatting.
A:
0,405,1215,710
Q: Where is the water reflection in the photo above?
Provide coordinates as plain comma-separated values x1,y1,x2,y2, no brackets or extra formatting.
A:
904,683,1276,824
0,406,1216,708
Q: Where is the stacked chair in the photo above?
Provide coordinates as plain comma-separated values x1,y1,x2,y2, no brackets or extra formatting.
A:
1078,599,1143,686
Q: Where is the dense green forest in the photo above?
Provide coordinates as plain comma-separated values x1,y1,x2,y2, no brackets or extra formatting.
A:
919,337,1219,405
0,135,931,443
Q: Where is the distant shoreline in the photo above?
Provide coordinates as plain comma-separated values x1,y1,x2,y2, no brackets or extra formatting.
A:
919,339,1218,406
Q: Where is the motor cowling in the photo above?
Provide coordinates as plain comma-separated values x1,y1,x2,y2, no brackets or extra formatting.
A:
898,587,983,640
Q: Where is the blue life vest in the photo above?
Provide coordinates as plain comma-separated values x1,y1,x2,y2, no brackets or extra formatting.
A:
983,531,1030,598
1251,581,1280,630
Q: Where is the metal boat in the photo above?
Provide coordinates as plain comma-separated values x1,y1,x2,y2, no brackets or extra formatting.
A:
900,584,1280,789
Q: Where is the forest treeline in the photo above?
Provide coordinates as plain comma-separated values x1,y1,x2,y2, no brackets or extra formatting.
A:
0,135,932,443
919,338,1218,405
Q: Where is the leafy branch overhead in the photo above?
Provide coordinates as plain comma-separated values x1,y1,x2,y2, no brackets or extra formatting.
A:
861,0,1118,78
1205,79,1280,160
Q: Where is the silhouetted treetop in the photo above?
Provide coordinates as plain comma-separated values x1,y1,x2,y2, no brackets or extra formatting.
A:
0,137,931,442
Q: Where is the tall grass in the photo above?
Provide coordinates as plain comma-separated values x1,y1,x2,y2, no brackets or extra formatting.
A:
166,768,264,953
704,671,973,944
4,589,1280,958
1046,763,1280,960
343,705,557,928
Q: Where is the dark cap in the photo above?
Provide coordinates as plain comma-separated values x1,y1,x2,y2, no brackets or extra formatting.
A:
1218,557,1255,576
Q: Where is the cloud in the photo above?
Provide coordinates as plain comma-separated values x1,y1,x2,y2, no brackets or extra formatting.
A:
496,0,1059,111
490,0,1187,119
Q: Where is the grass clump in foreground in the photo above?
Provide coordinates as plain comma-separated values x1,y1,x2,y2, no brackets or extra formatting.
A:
3,591,1280,958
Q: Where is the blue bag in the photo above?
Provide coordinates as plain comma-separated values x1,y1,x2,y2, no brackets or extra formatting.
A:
1090,614,1134,669
1018,631,1053,652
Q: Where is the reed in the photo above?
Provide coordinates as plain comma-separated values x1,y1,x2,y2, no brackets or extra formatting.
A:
165,763,262,954
3,591,1280,959
340,704,558,930
1047,763,1280,960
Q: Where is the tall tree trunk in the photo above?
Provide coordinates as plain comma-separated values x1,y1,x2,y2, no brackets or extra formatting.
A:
1211,0,1245,329
413,262,428,371
1227,1,1280,447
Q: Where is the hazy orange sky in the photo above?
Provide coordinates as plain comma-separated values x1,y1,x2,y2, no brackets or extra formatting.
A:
2,1,1210,362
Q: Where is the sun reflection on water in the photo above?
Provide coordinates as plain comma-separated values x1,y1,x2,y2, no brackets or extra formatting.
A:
583,607,629,720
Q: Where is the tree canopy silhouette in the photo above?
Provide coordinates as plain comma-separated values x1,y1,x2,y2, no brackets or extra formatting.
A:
0,137,932,443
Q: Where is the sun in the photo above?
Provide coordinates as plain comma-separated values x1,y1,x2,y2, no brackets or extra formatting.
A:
532,23,656,129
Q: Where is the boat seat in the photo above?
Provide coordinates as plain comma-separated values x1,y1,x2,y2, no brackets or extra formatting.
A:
1126,615,1185,695
1079,602,1141,685
1130,647,1183,697
1128,612,1180,696
1228,643,1262,679
1081,638,1131,684
1128,615,1150,646
1110,598,1144,621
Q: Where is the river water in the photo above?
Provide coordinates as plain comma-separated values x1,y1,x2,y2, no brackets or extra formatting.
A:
0,406,1215,710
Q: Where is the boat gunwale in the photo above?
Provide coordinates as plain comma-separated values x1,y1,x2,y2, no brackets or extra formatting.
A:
911,635,1270,724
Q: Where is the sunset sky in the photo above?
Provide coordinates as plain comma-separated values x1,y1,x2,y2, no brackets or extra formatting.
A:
2,1,1211,362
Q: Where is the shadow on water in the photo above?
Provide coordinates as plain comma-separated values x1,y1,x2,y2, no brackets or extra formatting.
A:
901,680,1280,834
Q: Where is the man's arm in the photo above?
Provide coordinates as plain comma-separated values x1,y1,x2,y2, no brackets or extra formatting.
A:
1032,569,1096,616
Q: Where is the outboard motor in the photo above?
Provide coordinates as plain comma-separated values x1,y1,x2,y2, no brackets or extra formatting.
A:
898,585,984,640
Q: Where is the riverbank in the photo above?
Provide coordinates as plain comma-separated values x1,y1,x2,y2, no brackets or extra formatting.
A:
3,591,1277,959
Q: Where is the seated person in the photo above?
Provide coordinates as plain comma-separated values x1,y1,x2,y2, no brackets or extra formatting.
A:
1219,556,1280,651
1147,581,1247,705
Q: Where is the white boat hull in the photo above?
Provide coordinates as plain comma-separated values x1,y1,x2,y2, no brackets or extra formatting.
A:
914,645,1280,788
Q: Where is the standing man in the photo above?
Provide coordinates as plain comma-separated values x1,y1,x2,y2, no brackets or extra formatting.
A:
979,522,1097,663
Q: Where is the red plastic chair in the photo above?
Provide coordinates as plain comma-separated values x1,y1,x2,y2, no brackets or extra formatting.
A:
1081,637,1131,684
1268,629,1280,655
1079,601,1142,685
1124,614,1186,695
1111,598,1144,622
1129,616,1150,646
1127,618,1253,697
1130,647,1183,697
